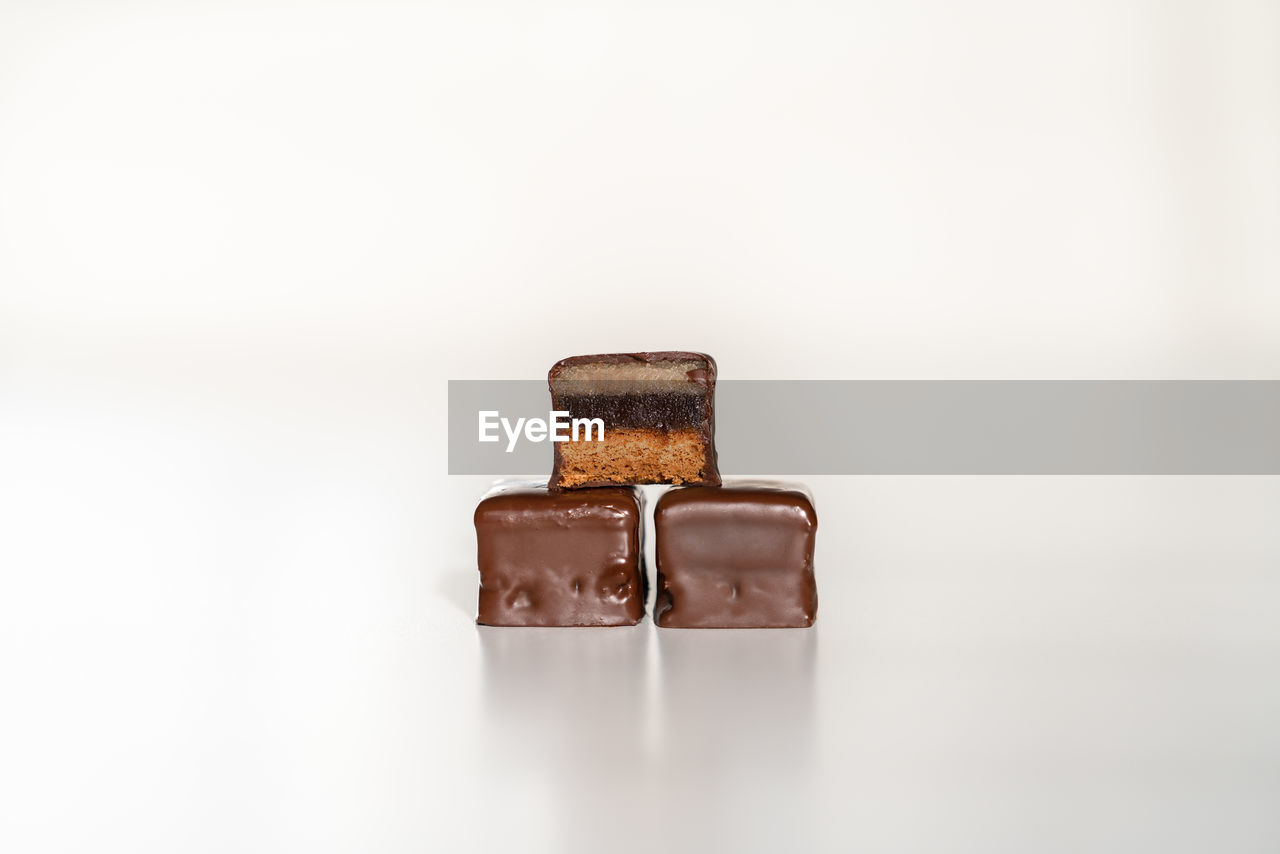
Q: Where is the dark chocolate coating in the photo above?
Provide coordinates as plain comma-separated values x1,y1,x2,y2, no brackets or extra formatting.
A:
475,484,645,626
654,483,818,628
548,352,721,489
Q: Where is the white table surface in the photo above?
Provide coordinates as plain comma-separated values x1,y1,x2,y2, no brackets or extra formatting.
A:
3,366,1277,852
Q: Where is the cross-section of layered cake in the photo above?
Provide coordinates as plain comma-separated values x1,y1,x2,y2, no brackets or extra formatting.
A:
549,352,721,489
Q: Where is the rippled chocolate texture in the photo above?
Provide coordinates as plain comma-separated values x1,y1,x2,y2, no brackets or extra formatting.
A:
475,482,646,626
549,352,720,489
654,482,818,628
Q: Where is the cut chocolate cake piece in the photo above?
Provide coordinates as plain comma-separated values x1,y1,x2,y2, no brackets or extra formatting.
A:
548,352,721,489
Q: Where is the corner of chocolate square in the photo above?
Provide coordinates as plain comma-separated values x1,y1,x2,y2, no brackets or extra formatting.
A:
653,481,818,628
474,481,646,627
548,351,720,489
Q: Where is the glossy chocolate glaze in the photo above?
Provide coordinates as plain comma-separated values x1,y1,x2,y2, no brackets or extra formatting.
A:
548,352,721,489
653,483,818,628
475,483,645,626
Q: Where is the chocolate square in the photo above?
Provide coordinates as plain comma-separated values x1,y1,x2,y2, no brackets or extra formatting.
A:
548,352,720,489
654,482,818,628
475,482,646,626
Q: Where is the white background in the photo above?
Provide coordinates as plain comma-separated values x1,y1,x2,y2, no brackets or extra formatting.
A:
1,2,1278,852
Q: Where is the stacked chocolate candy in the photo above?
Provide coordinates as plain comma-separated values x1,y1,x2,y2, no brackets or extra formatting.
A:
474,352,818,628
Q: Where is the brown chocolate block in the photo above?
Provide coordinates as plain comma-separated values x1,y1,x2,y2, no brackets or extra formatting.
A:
654,482,818,628
548,352,720,489
475,482,645,626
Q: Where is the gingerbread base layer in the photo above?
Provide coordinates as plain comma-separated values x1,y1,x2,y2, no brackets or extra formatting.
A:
553,428,710,488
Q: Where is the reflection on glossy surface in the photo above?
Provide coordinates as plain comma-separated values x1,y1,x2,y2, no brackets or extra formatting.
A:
479,624,817,853
654,629,817,851
479,625,651,853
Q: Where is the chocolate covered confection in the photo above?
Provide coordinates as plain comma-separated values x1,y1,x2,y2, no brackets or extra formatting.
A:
548,352,720,489
653,482,818,628
475,481,646,626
